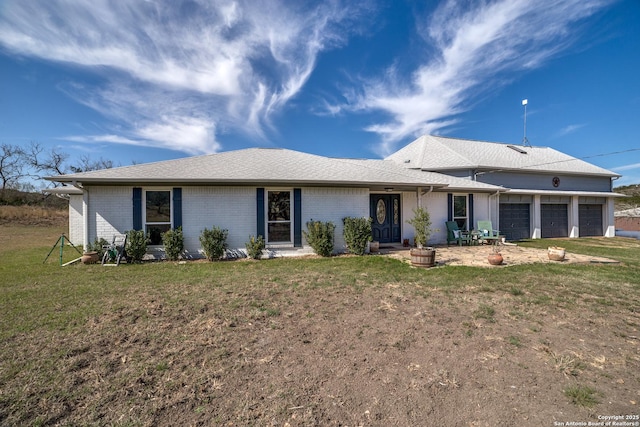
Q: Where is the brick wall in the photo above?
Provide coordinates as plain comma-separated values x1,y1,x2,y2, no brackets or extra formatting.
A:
616,216,640,232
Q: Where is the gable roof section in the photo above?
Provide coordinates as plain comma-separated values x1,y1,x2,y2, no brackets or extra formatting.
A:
386,135,620,177
48,147,502,192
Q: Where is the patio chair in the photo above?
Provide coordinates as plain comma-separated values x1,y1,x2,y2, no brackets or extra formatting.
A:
446,221,472,246
102,234,128,266
476,220,501,244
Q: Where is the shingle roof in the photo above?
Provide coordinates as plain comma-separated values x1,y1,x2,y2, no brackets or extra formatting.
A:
615,207,640,217
386,135,620,177
48,147,503,192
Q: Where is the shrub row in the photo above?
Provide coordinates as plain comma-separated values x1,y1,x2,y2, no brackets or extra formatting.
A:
103,215,374,262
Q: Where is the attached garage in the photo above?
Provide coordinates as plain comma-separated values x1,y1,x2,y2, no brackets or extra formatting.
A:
500,203,531,241
541,203,569,238
579,203,603,237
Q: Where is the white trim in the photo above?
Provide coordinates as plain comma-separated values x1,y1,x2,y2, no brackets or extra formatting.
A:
452,193,469,230
143,188,173,246
265,189,293,245
505,188,626,197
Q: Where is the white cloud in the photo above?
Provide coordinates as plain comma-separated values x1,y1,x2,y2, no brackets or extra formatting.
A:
554,123,587,137
0,0,361,153
348,0,612,155
613,162,640,172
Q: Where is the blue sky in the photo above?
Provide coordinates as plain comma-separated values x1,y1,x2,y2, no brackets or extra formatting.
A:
1,0,639,186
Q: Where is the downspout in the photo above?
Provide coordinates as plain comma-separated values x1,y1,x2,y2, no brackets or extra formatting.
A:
489,190,500,229
72,181,89,251
417,186,434,208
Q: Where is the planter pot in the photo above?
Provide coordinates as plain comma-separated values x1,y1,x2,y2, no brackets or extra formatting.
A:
369,241,380,253
487,253,504,265
410,247,436,268
81,251,99,264
548,246,565,261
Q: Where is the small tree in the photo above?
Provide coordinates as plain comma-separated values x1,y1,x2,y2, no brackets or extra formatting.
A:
245,235,266,260
406,207,432,248
303,220,335,257
162,227,184,261
126,229,148,262
200,226,228,261
342,216,372,255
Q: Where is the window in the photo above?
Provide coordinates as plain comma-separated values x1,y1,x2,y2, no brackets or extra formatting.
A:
453,195,468,230
267,190,291,243
145,190,171,245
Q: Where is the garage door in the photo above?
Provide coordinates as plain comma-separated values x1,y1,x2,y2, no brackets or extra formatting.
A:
579,204,603,236
499,204,530,241
541,204,568,238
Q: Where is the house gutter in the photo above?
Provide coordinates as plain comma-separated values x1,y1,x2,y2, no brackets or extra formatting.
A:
417,186,434,208
72,181,89,251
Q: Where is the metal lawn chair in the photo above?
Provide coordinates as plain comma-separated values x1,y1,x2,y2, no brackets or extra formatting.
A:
102,234,128,266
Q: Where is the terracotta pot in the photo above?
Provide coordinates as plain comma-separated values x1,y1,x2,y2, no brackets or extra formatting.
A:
487,253,503,265
548,246,565,261
410,247,436,268
81,251,99,264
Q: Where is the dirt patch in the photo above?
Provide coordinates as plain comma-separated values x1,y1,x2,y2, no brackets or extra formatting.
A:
2,281,638,426
383,243,620,267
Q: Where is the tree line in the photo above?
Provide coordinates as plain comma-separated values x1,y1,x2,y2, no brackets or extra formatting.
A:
0,142,115,193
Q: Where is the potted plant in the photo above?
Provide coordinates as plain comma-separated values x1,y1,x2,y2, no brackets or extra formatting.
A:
487,241,504,265
548,246,565,261
406,207,436,267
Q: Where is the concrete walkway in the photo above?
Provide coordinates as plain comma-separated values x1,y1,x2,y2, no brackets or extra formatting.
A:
379,243,619,267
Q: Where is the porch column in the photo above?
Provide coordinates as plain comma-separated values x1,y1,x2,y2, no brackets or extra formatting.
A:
82,190,89,251
605,197,616,237
532,195,541,239
569,196,580,238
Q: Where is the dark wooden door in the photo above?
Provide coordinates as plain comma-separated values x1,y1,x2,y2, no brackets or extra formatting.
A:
370,194,401,243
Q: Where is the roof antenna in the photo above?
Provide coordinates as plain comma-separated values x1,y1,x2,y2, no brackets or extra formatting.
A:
521,99,531,147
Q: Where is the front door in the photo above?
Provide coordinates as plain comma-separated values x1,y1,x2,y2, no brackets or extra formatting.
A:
370,194,401,243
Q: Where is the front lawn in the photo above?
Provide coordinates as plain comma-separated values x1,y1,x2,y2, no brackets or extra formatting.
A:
1,225,638,425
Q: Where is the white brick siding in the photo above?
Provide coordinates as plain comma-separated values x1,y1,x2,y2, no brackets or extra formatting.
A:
301,187,369,252
86,186,133,243
68,194,84,246
182,186,255,253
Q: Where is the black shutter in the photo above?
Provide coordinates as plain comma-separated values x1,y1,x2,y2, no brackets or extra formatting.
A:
294,188,302,247
447,193,453,222
468,194,474,231
133,188,142,231
173,188,182,229
257,188,265,238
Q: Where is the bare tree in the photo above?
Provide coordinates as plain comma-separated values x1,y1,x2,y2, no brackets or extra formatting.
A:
26,142,69,177
68,155,114,173
0,143,27,191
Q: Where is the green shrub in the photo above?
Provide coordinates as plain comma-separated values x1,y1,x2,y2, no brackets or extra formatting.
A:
342,216,372,255
200,226,228,261
406,206,432,248
126,229,148,263
245,235,266,260
86,237,109,259
162,227,184,261
303,220,335,257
